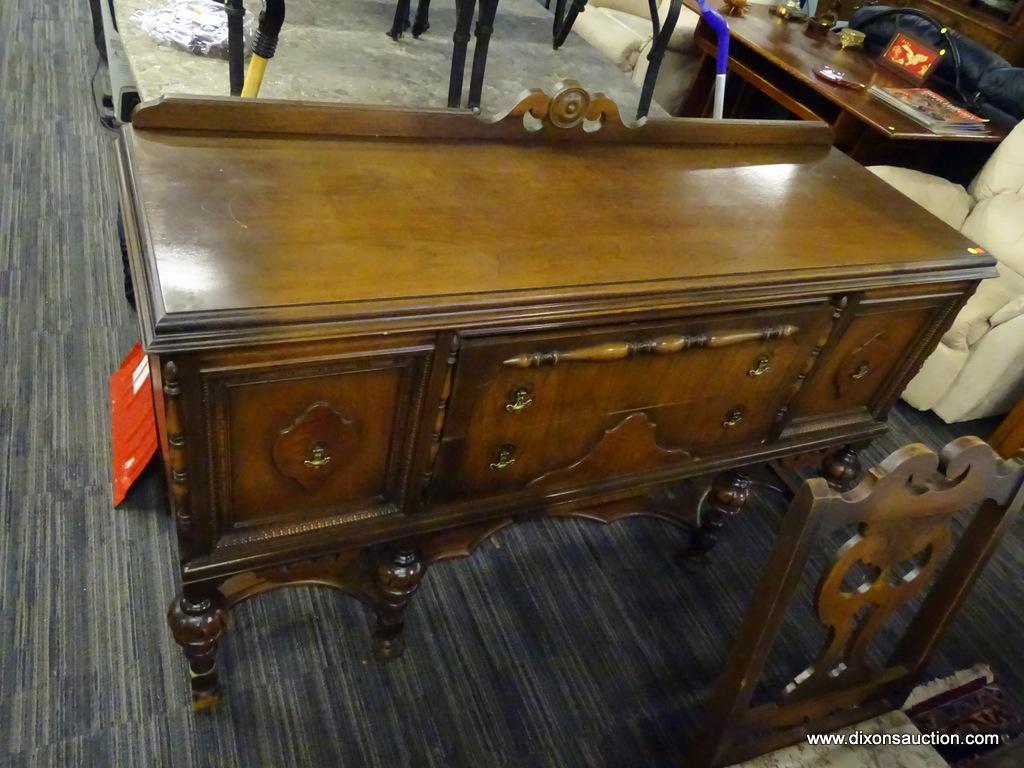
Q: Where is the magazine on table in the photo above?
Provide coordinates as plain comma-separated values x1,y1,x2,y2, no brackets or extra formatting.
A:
868,86,989,135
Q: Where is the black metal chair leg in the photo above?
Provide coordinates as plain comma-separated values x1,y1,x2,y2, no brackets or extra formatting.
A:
412,0,432,37
225,0,246,96
467,0,498,110
552,0,588,48
448,0,476,107
636,0,681,119
388,0,413,40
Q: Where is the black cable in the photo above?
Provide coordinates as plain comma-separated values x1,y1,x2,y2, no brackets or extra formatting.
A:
90,56,119,132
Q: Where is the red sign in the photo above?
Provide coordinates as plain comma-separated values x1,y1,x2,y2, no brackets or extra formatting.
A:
111,342,158,505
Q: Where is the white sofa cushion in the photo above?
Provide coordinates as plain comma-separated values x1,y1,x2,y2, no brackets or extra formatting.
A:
866,166,972,230
991,294,1024,327
632,45,699,114
961,193,1024,284
941,278,1014,351
572,7,649,72
902,341,969,412
591,0,655,18
969,120,1024,202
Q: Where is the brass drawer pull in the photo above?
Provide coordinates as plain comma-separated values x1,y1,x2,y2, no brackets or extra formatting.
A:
748,355,771,377
303,443,332,469
851,363,871,380
722,407,745,428
505,386,534,413
489,444,517,470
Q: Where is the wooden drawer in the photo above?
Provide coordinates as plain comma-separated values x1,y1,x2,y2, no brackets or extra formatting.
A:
430,305,834,501
199,347,430,539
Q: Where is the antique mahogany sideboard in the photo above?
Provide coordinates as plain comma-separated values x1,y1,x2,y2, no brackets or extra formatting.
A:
117,86,995,727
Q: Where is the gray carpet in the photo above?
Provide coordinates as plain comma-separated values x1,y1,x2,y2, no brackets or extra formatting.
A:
1,2,1020,766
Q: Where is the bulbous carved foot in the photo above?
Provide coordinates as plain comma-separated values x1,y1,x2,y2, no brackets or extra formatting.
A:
821,444,863,492
372,548,424,663
683,470,752,564
167,588,226,711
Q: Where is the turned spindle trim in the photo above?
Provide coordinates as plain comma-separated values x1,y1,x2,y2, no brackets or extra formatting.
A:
503,325,799,368
422,336,460,500
163,361,196,555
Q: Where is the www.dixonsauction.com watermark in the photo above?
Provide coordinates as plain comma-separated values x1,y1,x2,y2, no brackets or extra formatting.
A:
806,731,1002,747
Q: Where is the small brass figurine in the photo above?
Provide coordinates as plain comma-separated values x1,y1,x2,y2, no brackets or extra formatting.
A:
720,0,749,16
839,28,866,49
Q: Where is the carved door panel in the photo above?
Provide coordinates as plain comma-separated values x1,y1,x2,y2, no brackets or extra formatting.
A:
429,305,834,502
199,346,430,543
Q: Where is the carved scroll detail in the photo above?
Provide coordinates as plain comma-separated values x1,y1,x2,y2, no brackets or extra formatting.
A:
272,402,357,492
503,80,623,132
503,324,799,368
163,361,194,550
528,412,693,489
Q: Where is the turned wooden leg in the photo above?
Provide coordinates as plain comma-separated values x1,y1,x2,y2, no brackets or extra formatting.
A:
821,444,863,492
447,0,475,107
167,587,226,711
372,548,424,662
684,470,752,560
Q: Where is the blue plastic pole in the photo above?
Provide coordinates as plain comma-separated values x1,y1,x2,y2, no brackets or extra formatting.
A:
695,0,730,119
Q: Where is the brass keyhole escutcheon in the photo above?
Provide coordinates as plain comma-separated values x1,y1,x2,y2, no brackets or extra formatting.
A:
851,363,871,380
722,407,745,428
489,444,517,470
506,386,534,413
303,442,332,469
748,355,772,377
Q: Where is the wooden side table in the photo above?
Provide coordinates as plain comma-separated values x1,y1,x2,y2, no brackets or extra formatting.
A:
681,3,1006,180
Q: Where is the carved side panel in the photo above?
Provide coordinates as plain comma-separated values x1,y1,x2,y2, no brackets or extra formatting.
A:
833,332,893,399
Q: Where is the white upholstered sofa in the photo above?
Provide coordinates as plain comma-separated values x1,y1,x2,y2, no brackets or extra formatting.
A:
570,0,702,114
570,0,776,114
869,124,1024,423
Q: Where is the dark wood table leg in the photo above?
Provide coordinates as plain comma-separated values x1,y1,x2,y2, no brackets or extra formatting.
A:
448,0,476,108
683,469,752,560
167,585,227,711
224,0,246,96
635,0,681,119
466,0,499,110
372,548,425,661
552,0,588,48
412,0,432,37
388,0,413,40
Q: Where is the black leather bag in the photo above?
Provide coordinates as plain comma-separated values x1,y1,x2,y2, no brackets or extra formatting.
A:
849,5,1022,126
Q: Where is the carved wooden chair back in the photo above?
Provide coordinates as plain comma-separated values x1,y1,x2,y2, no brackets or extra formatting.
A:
688,436,1024,768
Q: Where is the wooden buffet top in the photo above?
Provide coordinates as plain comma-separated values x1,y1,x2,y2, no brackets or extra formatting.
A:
120,92,990,352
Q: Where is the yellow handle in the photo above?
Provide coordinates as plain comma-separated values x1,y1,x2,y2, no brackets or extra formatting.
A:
240,55,269,98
